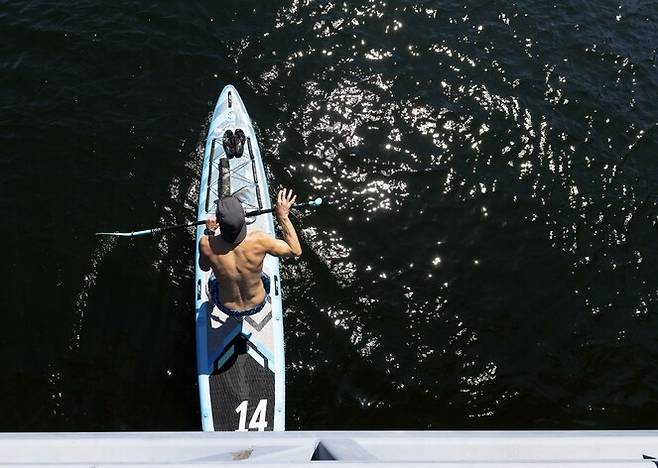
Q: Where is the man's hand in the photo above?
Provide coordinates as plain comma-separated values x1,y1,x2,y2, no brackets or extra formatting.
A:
276,188,297,220
205,214,219,232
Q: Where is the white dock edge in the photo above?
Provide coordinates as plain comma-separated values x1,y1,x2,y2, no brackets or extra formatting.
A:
1,431,658,467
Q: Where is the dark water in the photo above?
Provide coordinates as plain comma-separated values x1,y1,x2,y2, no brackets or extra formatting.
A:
1,0,657,431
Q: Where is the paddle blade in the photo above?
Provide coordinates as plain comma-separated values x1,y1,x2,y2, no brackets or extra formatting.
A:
95,232,132,237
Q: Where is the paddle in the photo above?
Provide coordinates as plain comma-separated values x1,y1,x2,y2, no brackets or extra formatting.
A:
96,197,323,238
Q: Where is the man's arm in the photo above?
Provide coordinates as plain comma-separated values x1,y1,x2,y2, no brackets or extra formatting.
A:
198,237,212,271
263,188,302,258
198,215,218,271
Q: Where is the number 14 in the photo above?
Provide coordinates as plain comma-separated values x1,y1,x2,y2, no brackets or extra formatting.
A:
235,399,268,431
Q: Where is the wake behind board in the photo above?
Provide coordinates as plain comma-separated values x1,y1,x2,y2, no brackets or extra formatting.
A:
195,85,285,431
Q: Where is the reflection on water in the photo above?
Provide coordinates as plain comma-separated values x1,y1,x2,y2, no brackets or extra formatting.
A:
251,0,658,429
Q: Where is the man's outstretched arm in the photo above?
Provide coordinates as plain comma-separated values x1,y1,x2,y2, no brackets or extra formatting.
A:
263,188,302,258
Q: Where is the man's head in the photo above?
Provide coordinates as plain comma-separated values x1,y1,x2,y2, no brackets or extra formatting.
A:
216,196,247,244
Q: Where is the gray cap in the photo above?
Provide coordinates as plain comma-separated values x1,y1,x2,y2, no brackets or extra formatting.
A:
216,196,247,244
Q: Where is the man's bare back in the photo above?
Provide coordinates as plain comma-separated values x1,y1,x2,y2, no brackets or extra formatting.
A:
199,189,302,312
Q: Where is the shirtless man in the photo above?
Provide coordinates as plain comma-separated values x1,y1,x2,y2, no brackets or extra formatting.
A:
198,188,302,315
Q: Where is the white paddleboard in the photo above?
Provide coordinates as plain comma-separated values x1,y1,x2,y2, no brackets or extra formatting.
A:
194,85,285,431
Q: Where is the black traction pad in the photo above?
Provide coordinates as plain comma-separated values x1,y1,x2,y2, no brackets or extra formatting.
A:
209,336,275,431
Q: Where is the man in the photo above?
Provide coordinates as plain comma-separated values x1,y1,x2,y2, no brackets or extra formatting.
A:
198,188,302,315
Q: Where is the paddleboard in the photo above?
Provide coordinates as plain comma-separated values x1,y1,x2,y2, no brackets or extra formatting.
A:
195,85,285,431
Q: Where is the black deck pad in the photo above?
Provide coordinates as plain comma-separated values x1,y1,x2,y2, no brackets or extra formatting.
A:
209,336,275,431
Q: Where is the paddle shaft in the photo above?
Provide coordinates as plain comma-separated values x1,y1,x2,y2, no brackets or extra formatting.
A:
157,200,317,230
171,201,314,229
154,220,205,234
96,199,321,237
106,220,205,237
